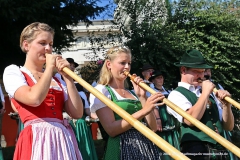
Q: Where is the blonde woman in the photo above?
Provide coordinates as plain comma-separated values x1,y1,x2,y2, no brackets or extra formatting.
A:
3,22,83,160
89,46,164,160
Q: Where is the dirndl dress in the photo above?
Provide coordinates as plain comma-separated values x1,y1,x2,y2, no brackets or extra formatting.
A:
102,86,161,160
70,117,98,160
10,71,82,160
145,87,180,160
156,103,180,160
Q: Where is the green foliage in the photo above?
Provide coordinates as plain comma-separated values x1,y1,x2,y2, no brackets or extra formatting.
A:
113,0,179,89
115,0,240,147
84,0,240,147
0,0,105,74
82,0,240,99
165,0,240,97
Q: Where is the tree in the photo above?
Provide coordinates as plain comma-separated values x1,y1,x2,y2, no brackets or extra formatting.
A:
0,0,105,74
83,0,240,147
113,0,178,89
113,0,240,97
164,0,240,94
162,0,240,138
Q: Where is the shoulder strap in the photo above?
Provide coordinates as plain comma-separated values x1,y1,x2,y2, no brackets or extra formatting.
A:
105,85,115,101
21,71,35,87
53,76,64,91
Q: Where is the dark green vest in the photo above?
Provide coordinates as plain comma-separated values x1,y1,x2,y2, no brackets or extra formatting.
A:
175,87,223,144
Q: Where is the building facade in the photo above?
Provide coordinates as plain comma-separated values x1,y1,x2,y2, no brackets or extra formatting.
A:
61,20,120,69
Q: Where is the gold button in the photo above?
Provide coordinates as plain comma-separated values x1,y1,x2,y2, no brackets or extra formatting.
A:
53,112,56,115
209,112,211,114
51,107,54,110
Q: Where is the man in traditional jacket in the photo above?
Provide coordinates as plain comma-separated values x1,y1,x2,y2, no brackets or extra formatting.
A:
167,49,234,160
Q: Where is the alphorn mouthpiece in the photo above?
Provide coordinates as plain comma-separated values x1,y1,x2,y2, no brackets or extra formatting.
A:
124,71,136,81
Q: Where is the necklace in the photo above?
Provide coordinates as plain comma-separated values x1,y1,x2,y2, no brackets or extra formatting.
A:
32,72,41,80
109,85,126,96
116,88,126,96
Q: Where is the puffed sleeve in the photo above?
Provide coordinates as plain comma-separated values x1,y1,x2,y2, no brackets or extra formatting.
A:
3,65,28,98
89,84,111,112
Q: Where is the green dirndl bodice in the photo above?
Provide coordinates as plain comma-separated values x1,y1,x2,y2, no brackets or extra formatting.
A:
103,86,161,160
70,116,98,160
104,86,142,160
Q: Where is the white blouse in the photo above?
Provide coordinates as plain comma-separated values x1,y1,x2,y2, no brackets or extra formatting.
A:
89,84,137,113
3,65,68,101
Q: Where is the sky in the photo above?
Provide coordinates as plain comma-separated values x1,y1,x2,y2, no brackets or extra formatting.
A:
94,0,117,20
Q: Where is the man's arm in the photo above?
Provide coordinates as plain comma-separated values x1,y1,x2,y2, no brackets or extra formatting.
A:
167,90,208,126
222,104,234,131
167,81,214,126
216,90,234,131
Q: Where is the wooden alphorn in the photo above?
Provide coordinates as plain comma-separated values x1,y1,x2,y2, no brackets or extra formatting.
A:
198,79,240,110
62,67,189,160
124,71,240,158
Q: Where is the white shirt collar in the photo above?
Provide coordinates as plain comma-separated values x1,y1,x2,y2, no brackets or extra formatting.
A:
178,82,195,91
178,82,201,97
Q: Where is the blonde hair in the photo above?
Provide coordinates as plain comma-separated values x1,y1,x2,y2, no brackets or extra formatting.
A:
20,22,55,53
98,46,131,85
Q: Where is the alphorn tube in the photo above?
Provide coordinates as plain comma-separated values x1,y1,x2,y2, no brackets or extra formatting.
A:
124,71,240,158
213,88,240,109
198,79,240,110
62,67,189,160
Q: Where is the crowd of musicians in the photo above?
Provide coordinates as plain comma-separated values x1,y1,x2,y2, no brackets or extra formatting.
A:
1,22,239,160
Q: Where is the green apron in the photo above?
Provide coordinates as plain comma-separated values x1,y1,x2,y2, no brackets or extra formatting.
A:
70,116,98,160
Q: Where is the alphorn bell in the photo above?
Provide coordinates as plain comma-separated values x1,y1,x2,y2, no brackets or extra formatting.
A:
124,71,240,158
62,67,189,160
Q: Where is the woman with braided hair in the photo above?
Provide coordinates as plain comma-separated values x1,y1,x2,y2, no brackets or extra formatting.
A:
3,22,83,160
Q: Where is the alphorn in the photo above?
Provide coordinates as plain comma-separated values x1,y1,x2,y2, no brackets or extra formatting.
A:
62,67,189,160
213,88,240,109
124,71,240,158
198,79,240,110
